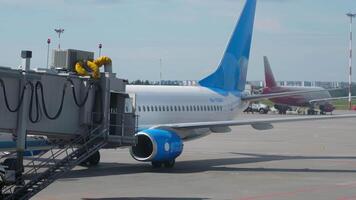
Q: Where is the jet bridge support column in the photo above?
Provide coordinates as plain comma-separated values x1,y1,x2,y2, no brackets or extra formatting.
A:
15,50,32,184
103,72,111,137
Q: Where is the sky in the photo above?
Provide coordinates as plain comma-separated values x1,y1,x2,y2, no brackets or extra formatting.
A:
1,0,356,82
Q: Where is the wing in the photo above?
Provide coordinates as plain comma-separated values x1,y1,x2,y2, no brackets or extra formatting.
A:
310,96,356,104
153,114,356,131
241,90,326,102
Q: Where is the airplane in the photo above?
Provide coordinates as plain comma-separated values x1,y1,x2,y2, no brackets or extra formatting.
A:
124,0,356,168
0,134,51,169
262,56,354,115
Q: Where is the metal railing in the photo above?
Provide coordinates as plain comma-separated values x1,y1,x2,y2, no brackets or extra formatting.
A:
2,125,107,200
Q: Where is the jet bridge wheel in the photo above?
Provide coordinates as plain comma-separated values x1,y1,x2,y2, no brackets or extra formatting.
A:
88,151,100,166
80,151,101,167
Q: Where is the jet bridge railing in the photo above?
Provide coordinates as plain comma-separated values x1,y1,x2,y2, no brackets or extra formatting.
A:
2,125,108,200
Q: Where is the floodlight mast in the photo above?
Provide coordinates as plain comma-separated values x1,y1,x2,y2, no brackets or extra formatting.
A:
346,13,356,110
46,38,51,68
98,43,102,57
54,28,64,49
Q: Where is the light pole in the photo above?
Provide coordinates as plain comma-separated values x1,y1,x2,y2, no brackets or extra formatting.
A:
346,13,356,110
159,58,162,85
98,43,102,57
54,28,64,49
46,38,51,69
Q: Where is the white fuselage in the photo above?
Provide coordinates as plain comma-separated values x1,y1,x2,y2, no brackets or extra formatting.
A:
126,85,249,130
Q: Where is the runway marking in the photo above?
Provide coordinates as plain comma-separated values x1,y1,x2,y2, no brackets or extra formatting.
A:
238,182,356,200
336,181,356,186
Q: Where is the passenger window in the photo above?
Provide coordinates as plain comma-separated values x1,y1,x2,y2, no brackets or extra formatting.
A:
174,106,177,112
182,106,185,111
166,106,169,111
143,106,146,112
178,106,181,111
193,105,196,111
162,106,165,111
197,105,200,111
159,106,161,112
147,106,150,112
138,106,141,112
207,106,210,111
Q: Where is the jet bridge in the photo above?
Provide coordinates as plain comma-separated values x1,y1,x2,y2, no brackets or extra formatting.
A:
0,50,137,199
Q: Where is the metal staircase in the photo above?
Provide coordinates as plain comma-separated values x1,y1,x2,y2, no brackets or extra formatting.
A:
2,125,108,200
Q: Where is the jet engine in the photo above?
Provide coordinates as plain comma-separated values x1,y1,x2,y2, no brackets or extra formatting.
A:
130,129,183,165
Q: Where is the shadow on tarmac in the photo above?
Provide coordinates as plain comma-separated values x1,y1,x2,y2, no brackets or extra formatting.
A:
59,152,356,180
82,198,209,200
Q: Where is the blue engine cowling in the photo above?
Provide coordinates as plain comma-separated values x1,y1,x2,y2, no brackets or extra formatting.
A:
130,129,183,162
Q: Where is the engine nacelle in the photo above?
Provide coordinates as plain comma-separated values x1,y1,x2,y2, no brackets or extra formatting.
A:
130,129,183,162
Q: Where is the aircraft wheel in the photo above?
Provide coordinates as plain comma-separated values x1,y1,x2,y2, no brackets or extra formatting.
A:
151,161,162,168
164,160,175,168
88,151,100,166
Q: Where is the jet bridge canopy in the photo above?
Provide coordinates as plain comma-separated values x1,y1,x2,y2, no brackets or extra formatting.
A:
0,49,138,200
0,53,136,146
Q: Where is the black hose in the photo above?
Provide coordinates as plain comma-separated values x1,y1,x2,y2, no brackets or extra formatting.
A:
0,78,26,112
67,79,92,107
35,81,67,120
1,77,100,123
28,81,41,123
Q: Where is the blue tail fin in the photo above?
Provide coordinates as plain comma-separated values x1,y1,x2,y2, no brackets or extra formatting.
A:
199,0,256,92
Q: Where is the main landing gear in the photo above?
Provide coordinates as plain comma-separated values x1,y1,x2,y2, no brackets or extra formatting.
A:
307,109,318,115
151,159,175,168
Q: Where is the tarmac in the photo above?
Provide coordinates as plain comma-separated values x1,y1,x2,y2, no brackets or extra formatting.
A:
34,111,356,200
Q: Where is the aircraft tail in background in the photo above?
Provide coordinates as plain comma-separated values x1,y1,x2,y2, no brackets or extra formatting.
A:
264,56,277,88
